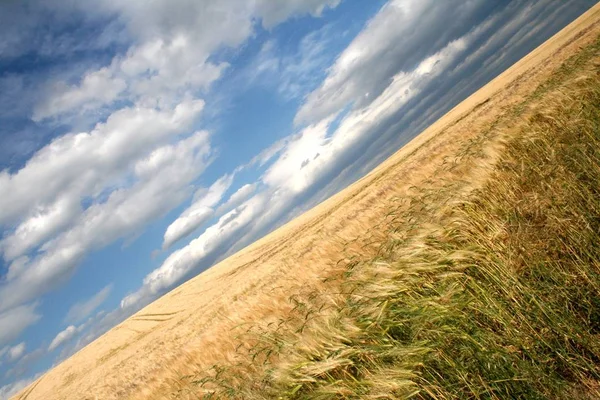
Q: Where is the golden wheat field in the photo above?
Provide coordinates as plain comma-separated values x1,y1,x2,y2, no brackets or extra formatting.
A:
14,3,600,400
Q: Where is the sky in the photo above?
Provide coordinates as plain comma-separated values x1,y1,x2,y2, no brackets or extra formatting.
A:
0,0,596,397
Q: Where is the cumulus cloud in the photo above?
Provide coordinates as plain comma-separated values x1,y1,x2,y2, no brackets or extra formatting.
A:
0,99,204,246
0,196,81,264
29,2,246,120
0,131,212,313
33,68,126,121
65,284,113,324
0,304,40,347
31,0,343,121
48,326,77,352
102,0,340,39
162,175,234,250
294,0,503,125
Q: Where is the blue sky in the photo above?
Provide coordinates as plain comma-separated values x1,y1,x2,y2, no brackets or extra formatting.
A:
0,0,596,397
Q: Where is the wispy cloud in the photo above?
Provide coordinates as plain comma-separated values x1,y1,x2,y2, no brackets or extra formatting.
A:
215,183,257,216
0,304,40,348
48,326,77,352
242,23,341,101
64,284,113,324
7,343,26,362
162,174,234,250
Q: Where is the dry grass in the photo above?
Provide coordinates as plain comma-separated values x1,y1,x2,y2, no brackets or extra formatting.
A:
13,5,600,400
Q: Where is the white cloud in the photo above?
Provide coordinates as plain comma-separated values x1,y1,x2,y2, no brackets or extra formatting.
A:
99,0,254,44
32,0,343,120
0,196,81,263
122,192,268,309
31,2,251,120
262,118,333,193
294,0,492,125
162,207,214,250
215,183,257,216
105,0,341,39
0,131,212,313
65,284,113,324
33,68,126,121
123,39,229,110
7,342,25,362
162,174,234,249
263,35,470,196
0,99,204,233
48,326,77,352
0,304,40,347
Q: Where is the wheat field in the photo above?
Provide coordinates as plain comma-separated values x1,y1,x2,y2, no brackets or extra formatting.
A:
14,4,600,400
